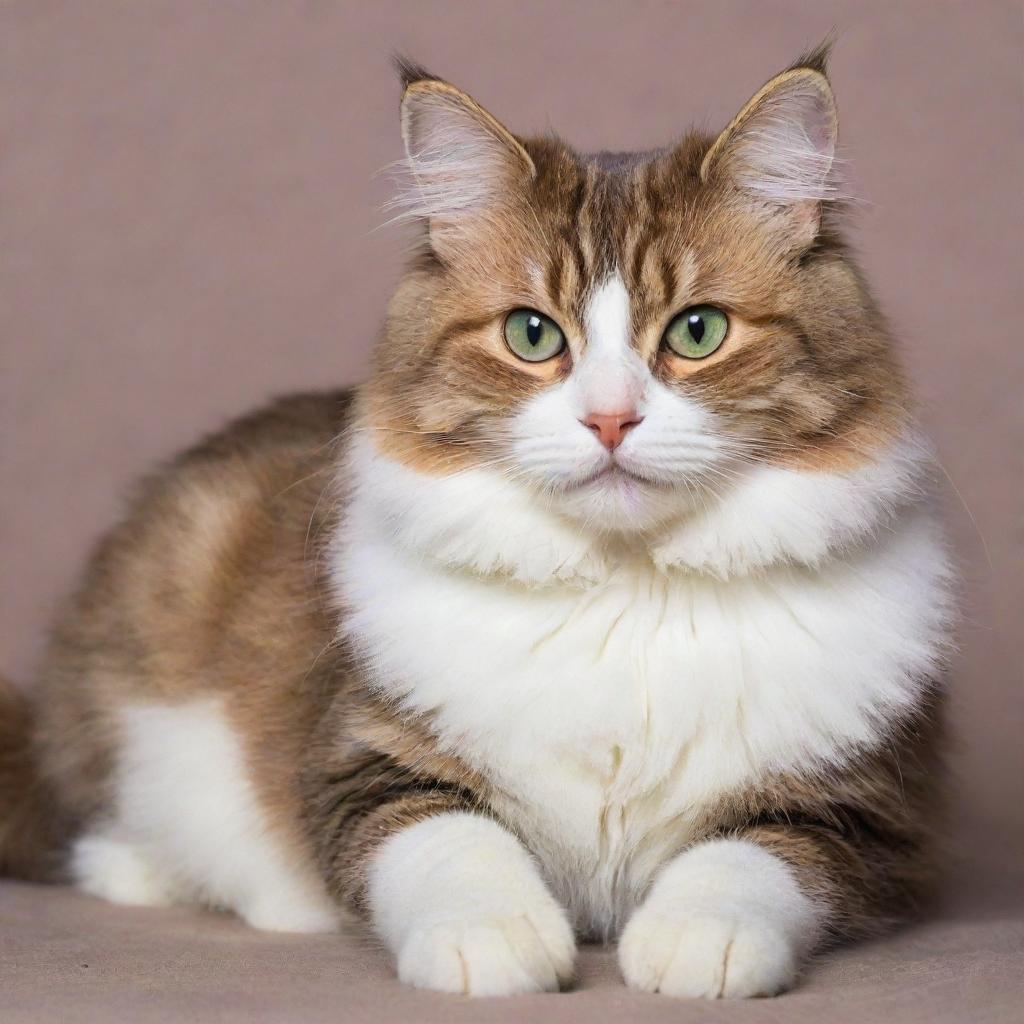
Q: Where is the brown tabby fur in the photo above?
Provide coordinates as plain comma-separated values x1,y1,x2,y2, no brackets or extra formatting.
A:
2,45,942,953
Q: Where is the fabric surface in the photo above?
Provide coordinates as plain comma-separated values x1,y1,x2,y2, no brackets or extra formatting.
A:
2,873,1022,1024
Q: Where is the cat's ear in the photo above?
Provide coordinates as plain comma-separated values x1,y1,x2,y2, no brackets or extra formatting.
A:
700,47,838,247
395,59,535,257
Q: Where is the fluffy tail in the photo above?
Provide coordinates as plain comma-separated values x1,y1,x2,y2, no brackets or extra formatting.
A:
0,677,66,881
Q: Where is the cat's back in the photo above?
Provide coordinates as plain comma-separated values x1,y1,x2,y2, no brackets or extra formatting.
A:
35,389,355,819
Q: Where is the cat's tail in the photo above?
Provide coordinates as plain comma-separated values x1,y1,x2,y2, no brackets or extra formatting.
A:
0,676,66,881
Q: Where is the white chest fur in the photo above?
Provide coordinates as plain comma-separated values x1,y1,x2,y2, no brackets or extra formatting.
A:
337,528,950,937
335,467,950,935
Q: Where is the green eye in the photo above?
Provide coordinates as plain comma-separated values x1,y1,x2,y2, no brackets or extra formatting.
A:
503,309,566,363
663,305,729,359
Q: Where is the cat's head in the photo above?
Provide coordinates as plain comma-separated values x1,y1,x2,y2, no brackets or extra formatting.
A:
361,47,909,537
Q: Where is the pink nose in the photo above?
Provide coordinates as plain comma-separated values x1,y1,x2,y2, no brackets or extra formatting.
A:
582,410,644,451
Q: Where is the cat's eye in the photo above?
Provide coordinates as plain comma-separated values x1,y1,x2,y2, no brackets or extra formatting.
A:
503,309,566,363
663,305,729,359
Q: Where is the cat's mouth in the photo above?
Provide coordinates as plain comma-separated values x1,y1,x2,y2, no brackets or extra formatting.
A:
567,462,668,492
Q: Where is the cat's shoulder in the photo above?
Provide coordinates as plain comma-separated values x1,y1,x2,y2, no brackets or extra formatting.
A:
61,389,357,635
122,388,356,528
171,388,356,476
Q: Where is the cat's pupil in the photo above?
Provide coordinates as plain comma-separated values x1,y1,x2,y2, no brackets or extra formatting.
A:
688,314,705,343
527,316,543,347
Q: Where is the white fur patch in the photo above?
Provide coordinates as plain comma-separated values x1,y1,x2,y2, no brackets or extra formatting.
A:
577,275,644,413
619,838,821,997
368,812,575,996
73,700,338,933
651,433,934,577
585,275,631,358
341,431,610,587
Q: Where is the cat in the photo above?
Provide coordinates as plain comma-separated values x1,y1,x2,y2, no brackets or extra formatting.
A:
0,44,954,999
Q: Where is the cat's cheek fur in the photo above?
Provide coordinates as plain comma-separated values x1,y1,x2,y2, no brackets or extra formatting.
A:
367,813,576,996
341,431,610,586
619,838,822,999
651,434,932,577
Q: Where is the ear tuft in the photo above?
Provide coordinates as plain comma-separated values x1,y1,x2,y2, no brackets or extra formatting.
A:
786,35,834,77
393,54,440,92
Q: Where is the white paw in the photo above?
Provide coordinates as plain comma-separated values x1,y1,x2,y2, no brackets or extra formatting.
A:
619,838,822,999
620,911,797,998
71,833,177,907
397,909,575,996
369,812,577,996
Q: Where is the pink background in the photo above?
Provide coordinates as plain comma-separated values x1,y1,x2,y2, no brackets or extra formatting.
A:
2,2,1021,880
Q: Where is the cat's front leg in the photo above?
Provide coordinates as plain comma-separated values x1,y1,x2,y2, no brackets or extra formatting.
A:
619,838,823,998
365,811,576,996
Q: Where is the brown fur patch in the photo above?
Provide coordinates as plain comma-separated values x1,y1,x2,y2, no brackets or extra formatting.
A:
27,392,355,869
302,691,489,910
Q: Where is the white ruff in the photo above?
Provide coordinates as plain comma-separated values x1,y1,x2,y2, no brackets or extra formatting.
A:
333,432,953,938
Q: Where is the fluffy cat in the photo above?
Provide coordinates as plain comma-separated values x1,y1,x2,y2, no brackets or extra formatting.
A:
0,46,954,999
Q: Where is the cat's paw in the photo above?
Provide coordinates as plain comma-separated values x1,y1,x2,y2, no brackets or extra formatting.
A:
397,909,575,996
619,838,822,1000
620,910,796,998
368,812,576,996
71,832,177,907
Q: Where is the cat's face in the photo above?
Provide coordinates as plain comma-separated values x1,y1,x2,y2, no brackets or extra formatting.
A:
364,56,906,534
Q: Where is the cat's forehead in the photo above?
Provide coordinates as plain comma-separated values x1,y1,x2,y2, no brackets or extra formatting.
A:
520,135,717,322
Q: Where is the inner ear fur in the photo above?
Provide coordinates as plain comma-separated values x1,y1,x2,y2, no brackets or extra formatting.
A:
700,62,838,246
400,78,535,180
397,72,536,257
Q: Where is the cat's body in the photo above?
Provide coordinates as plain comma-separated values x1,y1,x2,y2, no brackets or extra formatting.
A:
1,48,954,999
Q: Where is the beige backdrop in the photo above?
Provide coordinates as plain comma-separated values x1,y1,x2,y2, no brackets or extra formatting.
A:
1,2,1021,883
